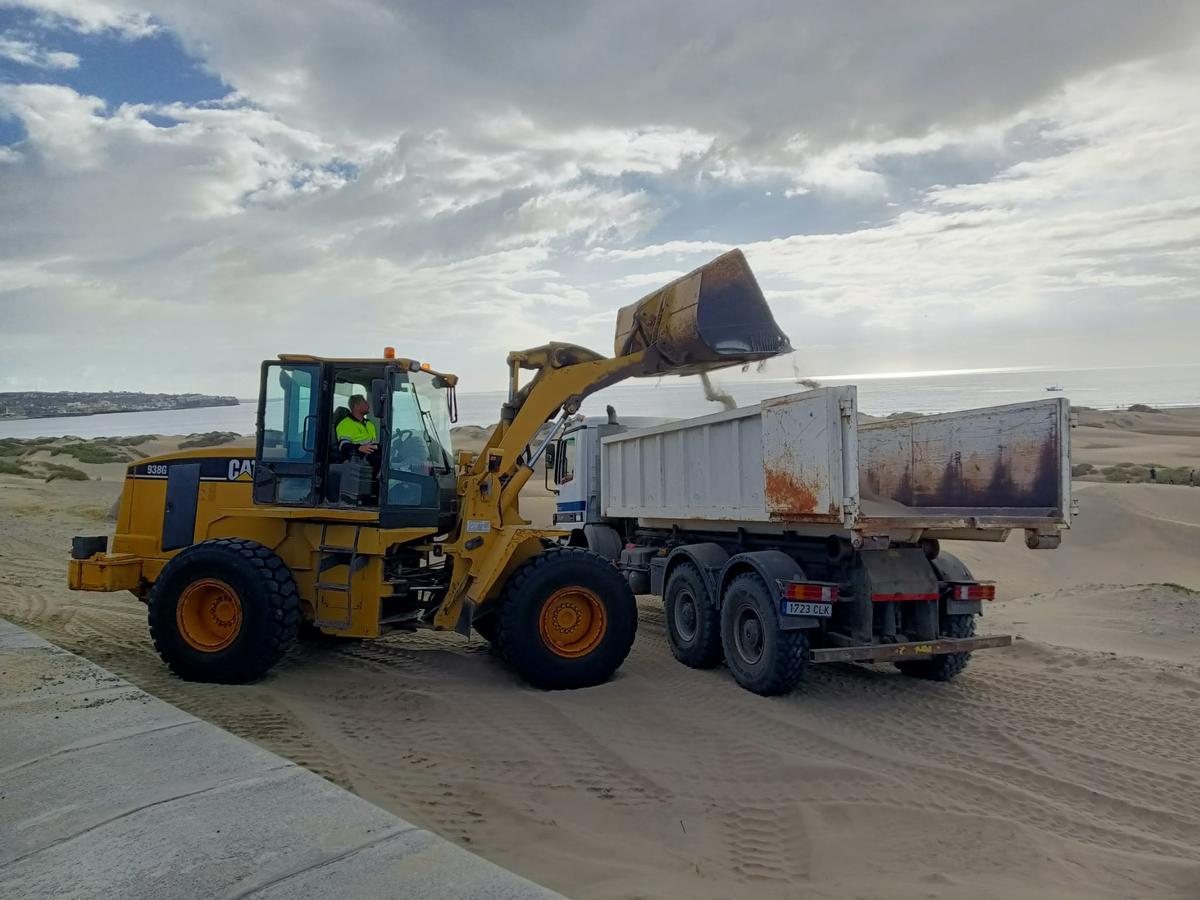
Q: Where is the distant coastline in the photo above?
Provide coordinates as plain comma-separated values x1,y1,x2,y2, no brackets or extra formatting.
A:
0,391,240,421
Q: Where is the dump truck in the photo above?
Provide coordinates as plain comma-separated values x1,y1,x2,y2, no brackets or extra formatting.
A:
67,251,792,689
547,387,1073,694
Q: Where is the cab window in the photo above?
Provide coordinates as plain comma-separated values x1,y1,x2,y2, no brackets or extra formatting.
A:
257,363,318,504
331,376,378,446
555,436,576,485
261,365,316,464
384,380,439,507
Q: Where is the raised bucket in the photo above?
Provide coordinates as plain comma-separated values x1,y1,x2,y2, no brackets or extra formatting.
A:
613,249,792,376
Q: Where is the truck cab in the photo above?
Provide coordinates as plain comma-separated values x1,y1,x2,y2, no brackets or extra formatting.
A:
549,410,674,530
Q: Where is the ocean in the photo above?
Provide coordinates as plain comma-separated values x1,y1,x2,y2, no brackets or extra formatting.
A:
2,362,1197,440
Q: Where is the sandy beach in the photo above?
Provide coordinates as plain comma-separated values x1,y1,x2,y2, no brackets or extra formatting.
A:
1,410,1198,898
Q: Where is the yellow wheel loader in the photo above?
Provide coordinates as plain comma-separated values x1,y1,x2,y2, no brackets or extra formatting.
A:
68,251,791,688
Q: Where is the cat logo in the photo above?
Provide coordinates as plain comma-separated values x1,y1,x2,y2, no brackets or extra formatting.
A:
227,459,256,482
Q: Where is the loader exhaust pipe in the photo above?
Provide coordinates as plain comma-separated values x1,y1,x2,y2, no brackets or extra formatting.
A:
613,249,791,376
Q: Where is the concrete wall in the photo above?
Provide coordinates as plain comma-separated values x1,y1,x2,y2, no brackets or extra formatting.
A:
0,619,562,900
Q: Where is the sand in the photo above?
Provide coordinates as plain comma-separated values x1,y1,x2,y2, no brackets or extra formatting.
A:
2,412,1200,898
1073,406,1200,471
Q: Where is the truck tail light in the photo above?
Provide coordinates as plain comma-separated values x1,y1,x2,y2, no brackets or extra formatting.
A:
949,583,995,601
783,582,838,602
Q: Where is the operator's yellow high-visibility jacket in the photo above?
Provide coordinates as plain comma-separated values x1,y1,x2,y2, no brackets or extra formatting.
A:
336,416,377,445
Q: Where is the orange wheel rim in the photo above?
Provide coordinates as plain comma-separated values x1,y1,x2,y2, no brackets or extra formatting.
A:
176,578,242,652
538,587,607,659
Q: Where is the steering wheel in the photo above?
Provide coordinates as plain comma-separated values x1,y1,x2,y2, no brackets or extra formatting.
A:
393,428,415,444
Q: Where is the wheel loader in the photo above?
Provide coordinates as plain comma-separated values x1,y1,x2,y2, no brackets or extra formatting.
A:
67,251,791,689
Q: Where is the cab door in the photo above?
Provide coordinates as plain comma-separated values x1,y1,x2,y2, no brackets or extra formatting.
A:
552,430,586,526
378,366,443,528
254,362,322,506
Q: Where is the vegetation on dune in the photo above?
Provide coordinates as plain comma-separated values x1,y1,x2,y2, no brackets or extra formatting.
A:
1100,463,1192,484
179,431,241,449
106,434,157,446
1157,583,1199,595
0,460,33,476
1073,457,1195,484
43,462,90,482
52,442,128,464
0,436,56,456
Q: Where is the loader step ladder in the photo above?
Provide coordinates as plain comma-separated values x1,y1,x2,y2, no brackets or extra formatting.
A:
313,523,364,630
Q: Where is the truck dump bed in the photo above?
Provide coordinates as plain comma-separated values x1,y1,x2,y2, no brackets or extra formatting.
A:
600,386,1072,543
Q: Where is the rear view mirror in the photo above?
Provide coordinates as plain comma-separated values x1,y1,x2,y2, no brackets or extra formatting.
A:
370,378,387,417
544,443,557,470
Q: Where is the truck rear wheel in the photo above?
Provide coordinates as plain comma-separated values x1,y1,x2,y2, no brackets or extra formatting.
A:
720,572,808,696
497,547,637,690
895,613,975,681
665,562,722,669
148,538,300,684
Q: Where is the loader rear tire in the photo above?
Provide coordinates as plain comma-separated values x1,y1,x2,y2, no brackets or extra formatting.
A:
895,613,975,682
148,538,299,684
497,547,637,690
720,572,809,696
665,562,722,669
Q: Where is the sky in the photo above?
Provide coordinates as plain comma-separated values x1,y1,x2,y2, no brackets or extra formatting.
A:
1,1,1199,396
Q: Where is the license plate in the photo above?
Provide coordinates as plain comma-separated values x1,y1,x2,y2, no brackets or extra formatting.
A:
782,601,833,618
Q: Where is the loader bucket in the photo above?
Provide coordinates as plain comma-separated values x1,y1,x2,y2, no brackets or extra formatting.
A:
613,249,792,376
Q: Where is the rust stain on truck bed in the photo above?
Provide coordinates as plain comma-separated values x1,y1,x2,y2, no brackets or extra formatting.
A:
858,406,1064,511
764,470,820,514
920,435,1060,508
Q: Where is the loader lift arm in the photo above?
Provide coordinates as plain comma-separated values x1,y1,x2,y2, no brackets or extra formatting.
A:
434,250,792,632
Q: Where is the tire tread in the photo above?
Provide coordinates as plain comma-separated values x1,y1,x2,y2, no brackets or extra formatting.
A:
665,562,722,669
496,546,637,689
148,537,299,683
721,572,809,696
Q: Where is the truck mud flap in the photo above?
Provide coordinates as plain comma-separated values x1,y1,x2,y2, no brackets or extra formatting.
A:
810,634,1012,664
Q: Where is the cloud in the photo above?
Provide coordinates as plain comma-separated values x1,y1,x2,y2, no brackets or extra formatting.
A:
0,3,1198,395
0,81,668,391
582,52,1200,373
0,34,79,68
1,0,157,37
609,270,687,290
103,2,1199,151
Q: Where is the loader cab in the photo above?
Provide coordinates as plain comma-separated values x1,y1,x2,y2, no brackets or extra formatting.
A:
253,354,459,531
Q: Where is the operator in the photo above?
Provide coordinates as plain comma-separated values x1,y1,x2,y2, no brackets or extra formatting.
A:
337,395,379,465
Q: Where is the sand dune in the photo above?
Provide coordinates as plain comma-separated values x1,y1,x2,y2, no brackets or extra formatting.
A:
1,413,1199,898
1073,406,1200,471
951,482,1200,599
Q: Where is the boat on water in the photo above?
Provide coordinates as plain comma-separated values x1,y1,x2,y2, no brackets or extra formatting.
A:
1046,385,1064,392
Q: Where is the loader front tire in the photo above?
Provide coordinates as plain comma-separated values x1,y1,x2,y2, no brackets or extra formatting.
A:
497,547,637,690
148,538,299,684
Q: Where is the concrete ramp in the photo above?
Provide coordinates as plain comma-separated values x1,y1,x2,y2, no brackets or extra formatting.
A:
0,619,562,900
